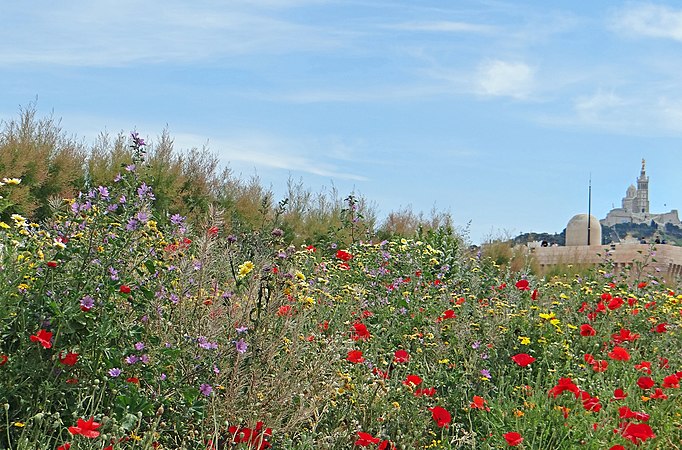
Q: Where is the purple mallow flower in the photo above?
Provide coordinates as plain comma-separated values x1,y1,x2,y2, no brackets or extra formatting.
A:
199,383,212,397
108,368,122,377
235,338,248,354
198,336,218,350
80,295,95,310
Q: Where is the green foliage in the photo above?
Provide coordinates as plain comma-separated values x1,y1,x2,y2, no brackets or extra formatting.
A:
2,116,682,449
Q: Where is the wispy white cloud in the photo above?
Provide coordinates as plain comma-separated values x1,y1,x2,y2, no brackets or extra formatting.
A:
384,21,495,34
611,3,682,41
0,0,349,66
171,132,369,181
574,89,628,119
475,60,535,99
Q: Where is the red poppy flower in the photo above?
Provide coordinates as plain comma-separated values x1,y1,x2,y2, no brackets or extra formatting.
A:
580,392,602,412
511,353,536,367
47,261,58,268
0,354,7,366
378,440,396,450
228,425,251,443
403,374,422,387
65,378,78,384
470,395,490,411
355,431,380,447
429,406,451,428
336,250,353,261
548,377,580,398
650,388,668,400
393,349,410,364
277,305,292,316
635,361,652,374
612,388,627,401
531,289,539,300
30,329,53,349
609,446,625,450
619,406,650,421
119,285,131,294
415,387,436,397
584,353,596,364
612,329,639,343
515,279,529,291
637,376,655,390
59,352,79,366
68,417,101,438
207,226,219,237
347,350,364,364
637,281,647,289
618,422,656,444
592,360,608,372
579,324,596,336
439,309,456,321
503,431,523,446
652,323,668,333
662,374,680,389
339,262,350,271
126,377,140,384
305,244,316,252
607,297,624,310
601,292,612,301
608,346,630,361
351,323,371,341
57,444,71,450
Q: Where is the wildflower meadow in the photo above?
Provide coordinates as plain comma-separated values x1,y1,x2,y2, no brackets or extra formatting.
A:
1,134,681,449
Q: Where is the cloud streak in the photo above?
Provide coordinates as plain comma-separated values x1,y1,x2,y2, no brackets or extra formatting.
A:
611,4,682,42
172,132,369,181
384,21,495,34
0,0,349,66
475,60,535,99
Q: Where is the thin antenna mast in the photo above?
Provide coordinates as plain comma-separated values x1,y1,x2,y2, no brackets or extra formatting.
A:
587,175,592,245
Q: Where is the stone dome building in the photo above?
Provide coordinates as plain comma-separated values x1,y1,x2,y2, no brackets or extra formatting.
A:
566,214,602,246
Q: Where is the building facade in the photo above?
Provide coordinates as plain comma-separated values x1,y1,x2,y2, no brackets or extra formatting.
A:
601,160,680,227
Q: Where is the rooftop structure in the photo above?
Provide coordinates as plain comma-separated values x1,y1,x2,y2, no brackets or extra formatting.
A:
601,159,680,228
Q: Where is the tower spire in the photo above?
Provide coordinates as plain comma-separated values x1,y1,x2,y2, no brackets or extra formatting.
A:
587,172,592,245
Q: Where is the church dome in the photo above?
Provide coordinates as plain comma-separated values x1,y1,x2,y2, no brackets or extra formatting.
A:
566,214,602,246
626,184,636,198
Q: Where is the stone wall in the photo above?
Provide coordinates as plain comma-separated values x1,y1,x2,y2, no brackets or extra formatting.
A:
529,243,682,278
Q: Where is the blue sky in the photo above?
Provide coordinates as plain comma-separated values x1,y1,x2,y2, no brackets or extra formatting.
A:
2,0,682,243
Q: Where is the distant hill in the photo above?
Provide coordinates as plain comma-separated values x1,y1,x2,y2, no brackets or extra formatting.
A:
513,222,682,247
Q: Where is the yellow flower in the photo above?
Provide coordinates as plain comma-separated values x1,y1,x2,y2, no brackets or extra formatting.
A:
11,214,26,225
12,422,25,427
2,177,21,185
237,261,255,279
0,222,9,229
519,336,531,345
295,271,306,281
301,296,316,306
